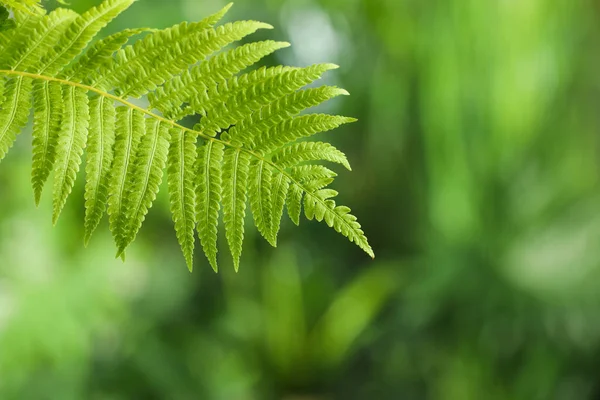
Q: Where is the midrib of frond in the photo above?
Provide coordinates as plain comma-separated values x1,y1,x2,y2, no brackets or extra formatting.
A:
203,141,214,228
231,148,240,228
91,97,106,202
256,160,270,234
56,86,77,197
121,109,134,192
41,81,51,162
0,68,366,245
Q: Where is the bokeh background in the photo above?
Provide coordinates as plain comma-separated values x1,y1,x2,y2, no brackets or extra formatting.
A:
2,0,600,398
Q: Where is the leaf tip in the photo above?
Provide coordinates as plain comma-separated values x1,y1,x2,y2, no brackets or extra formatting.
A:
33,193,41,207
366,248,375,259
219,2,234,16
115,248,123,258
207,255,218,273
259,22,274,30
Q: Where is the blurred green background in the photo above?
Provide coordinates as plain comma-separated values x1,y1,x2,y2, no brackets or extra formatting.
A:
2,0,600,398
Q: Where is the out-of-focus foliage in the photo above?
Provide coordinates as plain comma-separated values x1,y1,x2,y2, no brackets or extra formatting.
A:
1,0,600,399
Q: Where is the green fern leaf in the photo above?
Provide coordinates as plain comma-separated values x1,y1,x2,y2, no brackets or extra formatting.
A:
52,86,89,224
0,9,77,71
167,128,198,271
0,77,32,161
272,141,351,171
255,114,356,154
249,159,275,246
37,0,135,76
291,165,336,192
93,3,237,96
304,189,373,258
63,28,148,82
286,183,304,226
118,119,170,255
83,96,116,245
31,80,62,205
180,65,295,124
202,63,338,136
195,140,224,272
0,76,4,105
107,107,145,248
223,147,251,271
291,165,337,182
0,0,374,270
227,86,348,151
149,40,290,118
1,0,44,14
269,172,291,243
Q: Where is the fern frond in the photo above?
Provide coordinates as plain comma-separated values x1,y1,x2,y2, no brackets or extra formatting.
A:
37,0,135,76
291,165,336,191
149,40,290,118
31,80,62,204
167,128,198,271
118,119,170,255
0,76,32,161
107,107,145,249
200,63,338,136
223,147,251,272
304,189,374,258
0,76,4,105
52,85,89,224
291,165,338,182
63,28,148,82
180,65,298,124
249,159,275,246
231,86,349,151
195,140,224,272
255,114,356,154
0,8,77,71
83,96,116,245
286,182,304,226
93,4,258,97
1,0,44,15
272,141,351,171
0,0,374,271
269,172,290,244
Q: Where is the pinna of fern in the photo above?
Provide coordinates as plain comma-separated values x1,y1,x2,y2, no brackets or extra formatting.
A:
0,0,374,272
